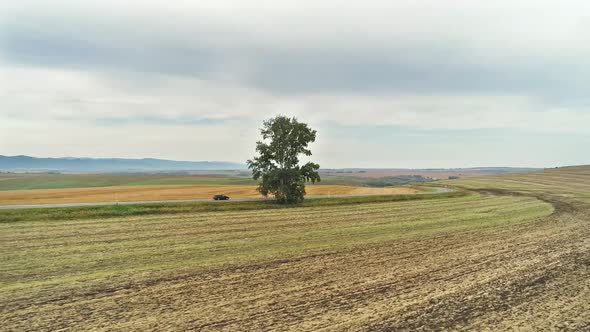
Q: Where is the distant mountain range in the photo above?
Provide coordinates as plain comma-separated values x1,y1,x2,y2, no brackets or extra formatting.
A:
0,155,246,172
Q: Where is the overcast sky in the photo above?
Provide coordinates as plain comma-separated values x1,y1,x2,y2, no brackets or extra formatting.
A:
1,0,589,168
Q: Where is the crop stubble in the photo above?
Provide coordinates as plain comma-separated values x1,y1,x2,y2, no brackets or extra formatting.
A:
1,167,589,331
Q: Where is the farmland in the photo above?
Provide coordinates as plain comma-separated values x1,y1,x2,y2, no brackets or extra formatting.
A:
0,172,421,206
0,172,427,191
0,167,535,191
1,166,589,330
0,173,256,191
0,184,418,206
444,165,590,203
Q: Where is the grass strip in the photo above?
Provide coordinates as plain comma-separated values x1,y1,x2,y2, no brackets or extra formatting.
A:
0,191,467,223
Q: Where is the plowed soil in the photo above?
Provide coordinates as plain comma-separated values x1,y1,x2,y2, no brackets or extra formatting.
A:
1,166,589,331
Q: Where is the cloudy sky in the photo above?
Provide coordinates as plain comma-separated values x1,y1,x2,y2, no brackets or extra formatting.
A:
1,0,589,168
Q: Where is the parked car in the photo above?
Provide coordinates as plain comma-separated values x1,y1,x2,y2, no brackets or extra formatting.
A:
213,194,230,201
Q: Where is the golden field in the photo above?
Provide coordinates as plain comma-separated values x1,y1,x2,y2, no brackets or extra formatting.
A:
0,184,418,205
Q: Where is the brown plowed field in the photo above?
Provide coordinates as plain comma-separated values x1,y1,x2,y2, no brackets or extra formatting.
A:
1,166,589,331
0,185,417,205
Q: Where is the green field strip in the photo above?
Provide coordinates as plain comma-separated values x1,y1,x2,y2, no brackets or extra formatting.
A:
0,174,257,191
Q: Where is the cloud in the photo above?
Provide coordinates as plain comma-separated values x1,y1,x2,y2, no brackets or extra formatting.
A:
2,64,588,133
2,0,590,97
0,0,589,166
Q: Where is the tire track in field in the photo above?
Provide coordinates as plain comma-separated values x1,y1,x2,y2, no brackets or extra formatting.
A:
465,188,578,215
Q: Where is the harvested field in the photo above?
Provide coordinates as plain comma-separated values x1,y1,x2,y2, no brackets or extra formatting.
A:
1,166,589,331
0,185,417,205
443,165,590,202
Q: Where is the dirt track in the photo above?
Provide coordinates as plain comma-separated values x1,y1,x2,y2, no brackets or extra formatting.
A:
467,187,580,217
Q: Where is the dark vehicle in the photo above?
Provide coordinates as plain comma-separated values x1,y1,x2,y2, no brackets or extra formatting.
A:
213,194,230,201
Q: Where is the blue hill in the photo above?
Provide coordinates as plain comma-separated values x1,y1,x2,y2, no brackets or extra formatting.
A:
0,155,245,172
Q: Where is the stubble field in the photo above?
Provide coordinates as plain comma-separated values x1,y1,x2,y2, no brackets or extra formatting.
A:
443,165,590,203
1,166,589,330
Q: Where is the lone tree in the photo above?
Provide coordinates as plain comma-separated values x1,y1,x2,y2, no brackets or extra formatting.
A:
247,115,320,204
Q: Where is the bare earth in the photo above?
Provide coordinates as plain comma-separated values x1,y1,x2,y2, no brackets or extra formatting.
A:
0,185,417,205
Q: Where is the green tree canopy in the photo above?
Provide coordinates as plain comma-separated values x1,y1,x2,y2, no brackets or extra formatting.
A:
247,115,320,204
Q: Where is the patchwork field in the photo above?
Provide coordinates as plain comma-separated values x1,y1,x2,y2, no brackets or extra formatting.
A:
1,166,589,330
0,185,418,205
